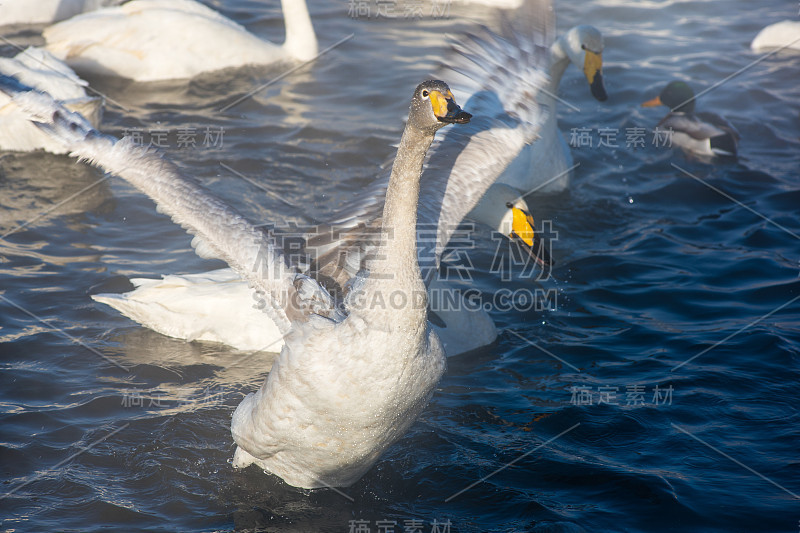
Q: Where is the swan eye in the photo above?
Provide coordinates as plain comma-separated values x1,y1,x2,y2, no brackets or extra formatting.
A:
421,90,430,98
581,44,586,50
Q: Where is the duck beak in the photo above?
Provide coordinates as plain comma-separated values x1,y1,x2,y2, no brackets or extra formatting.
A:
641,95,663,107
583,50,607,102
507,204,553,268
430,89,472,124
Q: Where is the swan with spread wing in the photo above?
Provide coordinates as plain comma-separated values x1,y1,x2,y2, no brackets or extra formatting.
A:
0,75,472,488
90,0,555,356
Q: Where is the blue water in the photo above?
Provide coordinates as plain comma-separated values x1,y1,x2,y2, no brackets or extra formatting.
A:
1,1,799,531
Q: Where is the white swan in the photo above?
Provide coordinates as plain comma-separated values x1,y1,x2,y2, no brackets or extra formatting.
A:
90,1,555,357
751,20,800,53
443,0,525,8
0,47,102,153
1,75,472,488
43,0,318,81
0,0,118,26
456,22,607,204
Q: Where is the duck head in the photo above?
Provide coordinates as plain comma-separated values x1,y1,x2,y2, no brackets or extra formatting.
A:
642,81,696,113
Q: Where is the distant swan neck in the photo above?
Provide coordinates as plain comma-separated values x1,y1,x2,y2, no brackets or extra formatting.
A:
280,0,318,61
548,36,571,94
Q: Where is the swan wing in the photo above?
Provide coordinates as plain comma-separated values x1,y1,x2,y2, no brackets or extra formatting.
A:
315,1,553,281
0,75,333,334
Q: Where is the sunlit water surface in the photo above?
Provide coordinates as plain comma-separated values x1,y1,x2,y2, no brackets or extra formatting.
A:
1,1,799,531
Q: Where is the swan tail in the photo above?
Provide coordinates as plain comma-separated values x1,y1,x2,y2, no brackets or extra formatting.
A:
91,270,286,351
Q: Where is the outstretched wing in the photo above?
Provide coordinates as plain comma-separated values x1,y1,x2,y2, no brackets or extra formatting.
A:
420,0,553,276
0,75,332,335
307,0,553,283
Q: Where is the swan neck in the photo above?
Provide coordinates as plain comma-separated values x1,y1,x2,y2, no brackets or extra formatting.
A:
548,37,570,93
373,124,434,289
280,0,318,61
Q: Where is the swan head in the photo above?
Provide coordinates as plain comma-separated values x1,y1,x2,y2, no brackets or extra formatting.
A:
561,25,607,102
409,80,472,134
473,184,553,268
641,81,696,113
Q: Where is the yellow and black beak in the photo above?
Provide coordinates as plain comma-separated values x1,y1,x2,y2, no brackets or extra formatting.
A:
583,49,607,102
506,202,553,268
430,89,472,124
640,95,663,108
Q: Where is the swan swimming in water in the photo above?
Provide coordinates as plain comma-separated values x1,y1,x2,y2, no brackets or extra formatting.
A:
43,0,318,81
0,47,102,153
750,20,800,53
89,0,555,356
0,0,119,26
0,74,472,488
451,19,608,210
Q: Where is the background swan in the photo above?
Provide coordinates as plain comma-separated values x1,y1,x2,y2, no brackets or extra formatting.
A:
0,0,119,26
452,21,607,206
443,0,524,8
91,0,555,357
43,0,318,81
1,74,471,488
751,20,800,53
0,47,102,153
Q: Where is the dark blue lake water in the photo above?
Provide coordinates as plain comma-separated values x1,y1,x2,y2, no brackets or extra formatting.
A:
1,0,799,531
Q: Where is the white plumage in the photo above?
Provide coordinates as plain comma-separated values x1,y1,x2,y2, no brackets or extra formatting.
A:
43,0,318,81
0,0,119,26
751,20,800,53
0,47,102,153
89,0,555,357
461,23,608,206
0,76,474,488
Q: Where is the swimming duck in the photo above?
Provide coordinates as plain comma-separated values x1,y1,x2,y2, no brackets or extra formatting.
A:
43,0,318,81
751,20,800,53
0,47,102,153
641,80,739,160
0,75,472,488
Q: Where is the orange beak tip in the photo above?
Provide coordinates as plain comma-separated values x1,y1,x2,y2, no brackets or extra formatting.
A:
641,96,662,108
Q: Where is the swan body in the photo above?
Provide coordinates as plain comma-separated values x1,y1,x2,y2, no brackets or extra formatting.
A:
0,75,470,488
0,0,118,26
92,268,497,355
443,0,524,8
642,81,739,161
0,47,102,153
43,0,318,81
751,20,800,53
467,20,607,204
461,21,607,238
89,2,555,358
